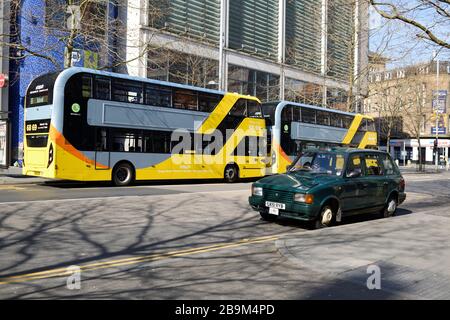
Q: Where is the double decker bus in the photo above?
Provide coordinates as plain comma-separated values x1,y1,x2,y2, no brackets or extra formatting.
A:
263,101,378,174
23,68,267,185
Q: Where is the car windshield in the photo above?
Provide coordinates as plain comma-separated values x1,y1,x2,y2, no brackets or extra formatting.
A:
289,152,345,176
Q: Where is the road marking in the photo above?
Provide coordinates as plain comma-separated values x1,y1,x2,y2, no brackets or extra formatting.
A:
0,189,250,205
0,234,281,285
0,185,26,190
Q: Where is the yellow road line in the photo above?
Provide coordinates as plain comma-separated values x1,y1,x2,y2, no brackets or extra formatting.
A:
0,235,280,285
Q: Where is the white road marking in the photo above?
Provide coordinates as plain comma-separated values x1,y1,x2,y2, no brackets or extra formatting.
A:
0,189,250,205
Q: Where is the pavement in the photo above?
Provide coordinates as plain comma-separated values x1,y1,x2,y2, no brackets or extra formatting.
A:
277,211,450,299
0,169,449,299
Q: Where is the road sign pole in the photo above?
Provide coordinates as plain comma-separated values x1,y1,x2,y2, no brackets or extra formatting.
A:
435,58,440,172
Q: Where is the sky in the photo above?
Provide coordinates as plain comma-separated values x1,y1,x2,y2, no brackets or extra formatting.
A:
368,1,450,69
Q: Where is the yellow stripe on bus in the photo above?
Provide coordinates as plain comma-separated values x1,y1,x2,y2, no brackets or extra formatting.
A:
196,93,240,135
358,131,378,149
342,114,363,145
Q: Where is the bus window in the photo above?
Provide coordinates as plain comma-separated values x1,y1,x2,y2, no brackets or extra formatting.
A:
95,77,111,100
173,90,198,111
198,94,222,113
144,130,171,154
281,106,293,122
82,75,93,98
301,108,316,124
230,99,247,117
247,100,262,117
342,115,354,129
292,107,301,122
112,79,143,104
111,128,143,152
317,111,330,126
367,119,376,131
358,119,368,131
145,84,172,108
330,113,343,127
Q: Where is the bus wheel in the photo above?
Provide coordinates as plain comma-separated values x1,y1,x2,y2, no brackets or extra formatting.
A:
224,164,239,183
112,162,134,186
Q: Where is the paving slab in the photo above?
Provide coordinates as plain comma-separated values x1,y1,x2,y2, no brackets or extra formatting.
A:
276,211,450,299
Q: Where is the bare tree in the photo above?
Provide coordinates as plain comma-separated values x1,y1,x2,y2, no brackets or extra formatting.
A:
369,0,450,50
0,0,166,72
370,77,406,148
401,77,434,171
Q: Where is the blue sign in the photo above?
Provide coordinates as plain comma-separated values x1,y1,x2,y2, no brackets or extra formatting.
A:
431,127,446,134
432,90,447,114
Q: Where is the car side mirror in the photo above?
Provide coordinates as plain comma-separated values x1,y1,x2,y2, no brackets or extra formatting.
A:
346,169,361,178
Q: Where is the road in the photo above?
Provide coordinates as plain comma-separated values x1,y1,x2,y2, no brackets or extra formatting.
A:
0,172,449,299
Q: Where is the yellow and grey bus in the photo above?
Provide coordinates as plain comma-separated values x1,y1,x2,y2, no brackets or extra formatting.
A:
262,101,378,175
23,67,266,185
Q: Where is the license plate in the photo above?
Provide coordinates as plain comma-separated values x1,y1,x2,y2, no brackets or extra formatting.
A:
269,207,279,215
265,201,285,210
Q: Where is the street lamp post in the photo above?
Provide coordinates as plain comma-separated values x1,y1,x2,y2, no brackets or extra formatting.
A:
434,53,440,172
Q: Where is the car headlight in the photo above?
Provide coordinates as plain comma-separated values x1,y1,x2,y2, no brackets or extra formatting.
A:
294,193,314,204
252,186,263,196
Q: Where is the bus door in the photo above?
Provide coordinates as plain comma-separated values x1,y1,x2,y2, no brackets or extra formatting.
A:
95,128,110,170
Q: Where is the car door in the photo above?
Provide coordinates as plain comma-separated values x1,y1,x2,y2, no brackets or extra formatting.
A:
380,153,398,204
341,153,366,213
361,153,386,209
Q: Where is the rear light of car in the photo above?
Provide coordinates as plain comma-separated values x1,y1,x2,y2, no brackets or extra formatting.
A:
400,178,405,191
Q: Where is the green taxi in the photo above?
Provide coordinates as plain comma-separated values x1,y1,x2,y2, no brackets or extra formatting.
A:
249,148,406,228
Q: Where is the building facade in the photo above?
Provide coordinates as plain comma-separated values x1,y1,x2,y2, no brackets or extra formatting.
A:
126,0,369,109
2,0,118,165
364,56,450,165
0,0,10,167
2,0,369,166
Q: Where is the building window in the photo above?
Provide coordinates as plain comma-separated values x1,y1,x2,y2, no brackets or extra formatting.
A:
147,48,219,89
285,78,324,106
228,65,280,102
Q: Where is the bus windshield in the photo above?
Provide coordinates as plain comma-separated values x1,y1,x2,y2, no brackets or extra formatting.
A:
27,72,59,108
289,152,345,176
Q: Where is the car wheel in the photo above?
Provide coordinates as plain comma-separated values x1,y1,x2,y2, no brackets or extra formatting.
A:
381,195,398,218
313,205,334,229
260,212,277,222
224,164,239,183
112,162,134,186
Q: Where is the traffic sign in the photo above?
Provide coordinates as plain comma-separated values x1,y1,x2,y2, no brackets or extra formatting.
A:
0,73,8,88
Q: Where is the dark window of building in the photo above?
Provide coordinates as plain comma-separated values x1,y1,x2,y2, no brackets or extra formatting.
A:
112,79,143,104
173,90,198,110
301,108,316,124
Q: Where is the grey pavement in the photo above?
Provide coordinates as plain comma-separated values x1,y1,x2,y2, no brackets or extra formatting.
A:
277,211,450,299
0,171,449,299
